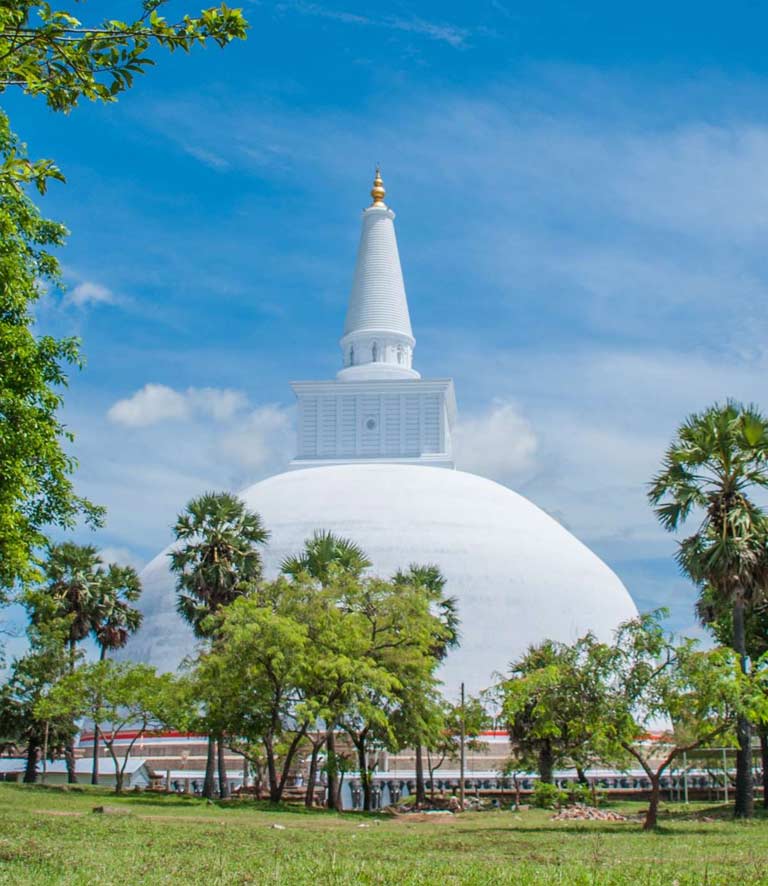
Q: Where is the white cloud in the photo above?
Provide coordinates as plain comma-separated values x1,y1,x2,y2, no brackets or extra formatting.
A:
454,401,538,485
66,280,116,308
98,546,145,571
72,397,295,551
219,405,294,473
279,2,469,47
187,387,248,421
183,144,230,170
107,384,247,428
108,384,190,427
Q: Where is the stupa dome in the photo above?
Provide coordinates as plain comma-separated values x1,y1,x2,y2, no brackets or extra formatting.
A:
128,463,637,693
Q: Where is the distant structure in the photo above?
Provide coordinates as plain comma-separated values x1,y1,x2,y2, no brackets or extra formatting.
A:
126,170,637,695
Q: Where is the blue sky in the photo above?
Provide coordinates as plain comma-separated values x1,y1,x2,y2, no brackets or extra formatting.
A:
7,0,768,644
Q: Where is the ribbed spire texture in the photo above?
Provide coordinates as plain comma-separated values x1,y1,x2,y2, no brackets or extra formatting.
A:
344,207,413,338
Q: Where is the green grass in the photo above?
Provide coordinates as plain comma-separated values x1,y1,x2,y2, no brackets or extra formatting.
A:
0,784,767,885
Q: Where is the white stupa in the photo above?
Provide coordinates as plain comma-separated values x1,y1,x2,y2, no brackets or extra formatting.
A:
127,170,637,692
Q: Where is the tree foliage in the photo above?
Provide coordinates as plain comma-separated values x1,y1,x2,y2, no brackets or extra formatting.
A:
499,634,613,784
602,614,760,829
0,2,247,593
649,400,768,818
37,660,176,792
281,529,371,584
170,491,268,639
190,557,458,809
0,616,75,782
171,490,267,799
0,117,103,594
499,612,762,829
25,542,142,661
0,2,248,114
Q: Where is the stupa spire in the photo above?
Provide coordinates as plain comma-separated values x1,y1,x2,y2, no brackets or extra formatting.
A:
370,166,386,206
338,169,419,381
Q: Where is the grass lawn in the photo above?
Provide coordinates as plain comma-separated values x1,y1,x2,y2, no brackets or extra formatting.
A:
0,784,767,885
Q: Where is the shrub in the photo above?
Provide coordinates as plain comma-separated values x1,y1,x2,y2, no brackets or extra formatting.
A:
531,782,567,809
566,783,605,806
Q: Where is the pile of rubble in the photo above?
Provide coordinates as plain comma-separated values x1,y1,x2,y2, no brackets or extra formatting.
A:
551,804,627,822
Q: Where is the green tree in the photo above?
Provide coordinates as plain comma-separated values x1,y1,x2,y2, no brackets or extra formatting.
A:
598,614,760,830
422,696,489,803
38,660,176,793
194,573,395,805
697,587,768,808
89,563,143,785
27,543,102,667
649,401,768,817
280,531,372,810
0,1,247,593
0,616,75,782
0,118,103,595
339,574,452,811
281,529,371,583
499,634,612,785
92,564,142,660
392,563,459,805
25,541,104,781
170,491,268,799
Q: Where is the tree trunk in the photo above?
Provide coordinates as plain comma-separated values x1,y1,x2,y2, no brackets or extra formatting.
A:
91,645,107,785
414,741,426,806
64,637,78,784
64,740,77,784
305,743,321,808
538,741,554,785
760,727,768,810
23,743,38,783
217,736,229,799
202,735,216,799
115,770,124,794
326,728,338,810
732,599,754,819
644,774,661,830
264,738,282,803
576,766,588,786
91,724,100,786
356,740,371,812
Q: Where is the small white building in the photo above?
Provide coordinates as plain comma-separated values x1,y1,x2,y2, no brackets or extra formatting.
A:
0,756,155,789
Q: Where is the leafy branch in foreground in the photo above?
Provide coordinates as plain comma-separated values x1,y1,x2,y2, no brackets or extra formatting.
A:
0,113,104,595
0,2,248,112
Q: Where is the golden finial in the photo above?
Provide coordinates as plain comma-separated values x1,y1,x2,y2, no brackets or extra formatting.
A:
370,166,386,206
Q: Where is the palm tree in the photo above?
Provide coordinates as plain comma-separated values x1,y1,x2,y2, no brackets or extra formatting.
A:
281,529,371,584
392,564,459,805
37,543,102,666
30,543,103,782
93,565,143,660
649,401,768,818
170,491,269,799
282,530,371,809
89,563,143,784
